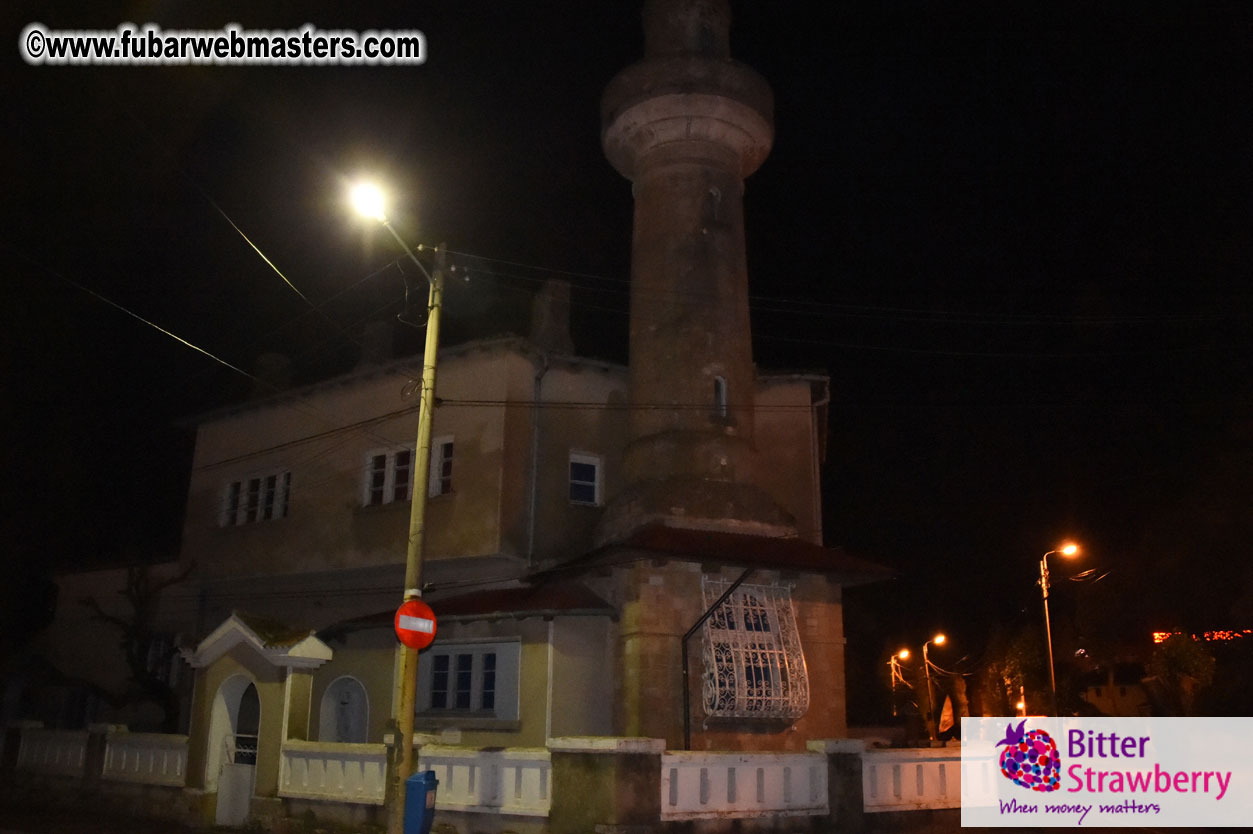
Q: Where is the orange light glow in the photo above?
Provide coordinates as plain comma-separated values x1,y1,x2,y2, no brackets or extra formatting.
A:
1153,629,1252,643
897,649,910,660
1060,542,1080,556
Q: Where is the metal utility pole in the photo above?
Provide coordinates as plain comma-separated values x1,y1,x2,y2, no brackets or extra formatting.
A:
1040,543,1079,717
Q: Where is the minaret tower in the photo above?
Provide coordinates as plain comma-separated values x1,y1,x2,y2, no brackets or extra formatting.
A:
598,0,794,543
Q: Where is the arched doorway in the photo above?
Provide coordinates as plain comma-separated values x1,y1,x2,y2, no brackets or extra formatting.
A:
206,675,260,826
319,676,369,743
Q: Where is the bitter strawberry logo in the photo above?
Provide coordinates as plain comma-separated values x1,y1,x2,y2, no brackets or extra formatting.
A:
997,719,1061,792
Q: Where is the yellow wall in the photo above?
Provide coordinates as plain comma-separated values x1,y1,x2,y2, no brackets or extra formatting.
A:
185,644,285,796
180,341,631,589
310,629,397,743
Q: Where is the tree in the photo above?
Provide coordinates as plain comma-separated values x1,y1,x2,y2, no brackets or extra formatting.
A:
978,625,1047,716
80,562,193,732
1147,634,1215,716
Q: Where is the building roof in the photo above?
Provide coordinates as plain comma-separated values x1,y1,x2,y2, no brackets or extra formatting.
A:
183,610,332,669
552,524,894,587
320,580,615,636
180,335,626,427
432,581,616,622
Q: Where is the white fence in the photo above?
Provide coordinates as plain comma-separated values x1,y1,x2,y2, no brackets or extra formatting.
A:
420,745,551,817
16,728,88,776
661,751,828,820
861,747,962,812
10,724,970,824
102,731,188,786
278,740,388,805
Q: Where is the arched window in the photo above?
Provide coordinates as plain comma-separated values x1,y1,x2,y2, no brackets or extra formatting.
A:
713,376,728,419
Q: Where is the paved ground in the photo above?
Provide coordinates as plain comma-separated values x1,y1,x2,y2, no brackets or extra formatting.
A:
0,804,201,834
0,801,1210,834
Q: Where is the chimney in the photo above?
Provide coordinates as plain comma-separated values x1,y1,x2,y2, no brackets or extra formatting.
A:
356,320,395,369
529,280,575,354
249,352,292,399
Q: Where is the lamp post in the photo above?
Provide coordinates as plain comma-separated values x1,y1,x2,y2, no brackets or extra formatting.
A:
1040,542,1080,717
888,648,911,717
352,182,447,834
922,633,945,740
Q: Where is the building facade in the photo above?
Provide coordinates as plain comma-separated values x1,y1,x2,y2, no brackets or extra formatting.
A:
16,1,890,826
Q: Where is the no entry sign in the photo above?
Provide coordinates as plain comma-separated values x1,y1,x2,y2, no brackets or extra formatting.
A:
394,598,437,650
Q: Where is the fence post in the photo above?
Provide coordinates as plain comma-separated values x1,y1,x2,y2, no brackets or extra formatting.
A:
808,738,865,833
86,724,126,786
548,737,664,834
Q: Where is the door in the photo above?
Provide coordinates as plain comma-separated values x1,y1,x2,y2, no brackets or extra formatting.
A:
215,682,259,826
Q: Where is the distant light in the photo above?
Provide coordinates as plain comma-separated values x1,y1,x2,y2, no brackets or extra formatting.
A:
350,182,387,222
897,648,910,660
1060,542,1080,557
933,633,946,646
1155,629,1253,643
1016,701,1026,711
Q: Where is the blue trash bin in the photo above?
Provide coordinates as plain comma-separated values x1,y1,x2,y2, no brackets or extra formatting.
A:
404,770,439,834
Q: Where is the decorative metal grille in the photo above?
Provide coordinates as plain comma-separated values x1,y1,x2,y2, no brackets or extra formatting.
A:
231,734,258,765
700,579,809,720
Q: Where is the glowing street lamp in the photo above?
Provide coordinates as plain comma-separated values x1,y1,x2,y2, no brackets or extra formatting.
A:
888,648,911,717
352,180,447,834
1040,542,1080,715
350,181,387,222
923,633,946,739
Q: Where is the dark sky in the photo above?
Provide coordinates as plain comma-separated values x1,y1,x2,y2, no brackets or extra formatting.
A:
4,1,1251,690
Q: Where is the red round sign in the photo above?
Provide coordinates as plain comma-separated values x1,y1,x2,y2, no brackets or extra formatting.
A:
394,599,437,650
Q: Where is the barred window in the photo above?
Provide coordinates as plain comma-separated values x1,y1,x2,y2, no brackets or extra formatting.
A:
701,579,809,720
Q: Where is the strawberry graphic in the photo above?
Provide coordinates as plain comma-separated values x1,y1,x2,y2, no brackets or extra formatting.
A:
996,720,1061,792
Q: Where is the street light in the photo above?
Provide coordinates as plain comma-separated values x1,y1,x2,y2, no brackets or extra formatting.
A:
888,648,911,717
352,181,447,834
922,633,945,739
1040,542,1080,716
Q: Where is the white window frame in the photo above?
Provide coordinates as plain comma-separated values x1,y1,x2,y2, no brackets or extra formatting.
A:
362,447,416,507
700,579,809,720
428,435,454,497
220,470,291,527
568,451,602,506
416,639,520,720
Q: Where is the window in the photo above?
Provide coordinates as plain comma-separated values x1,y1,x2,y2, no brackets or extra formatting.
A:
569,452,602,505
428,436,454,497
701,579,809,720
143,633,181,689
221,471,290,526
713,376,728,418
364,448,414,506
417,640,519,720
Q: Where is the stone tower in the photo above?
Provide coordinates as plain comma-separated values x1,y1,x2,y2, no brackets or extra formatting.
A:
598,0,795,544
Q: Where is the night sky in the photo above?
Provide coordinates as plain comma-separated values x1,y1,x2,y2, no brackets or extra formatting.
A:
4,2,1251,713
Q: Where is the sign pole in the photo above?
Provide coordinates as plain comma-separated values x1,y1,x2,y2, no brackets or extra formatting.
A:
387,242,445,834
